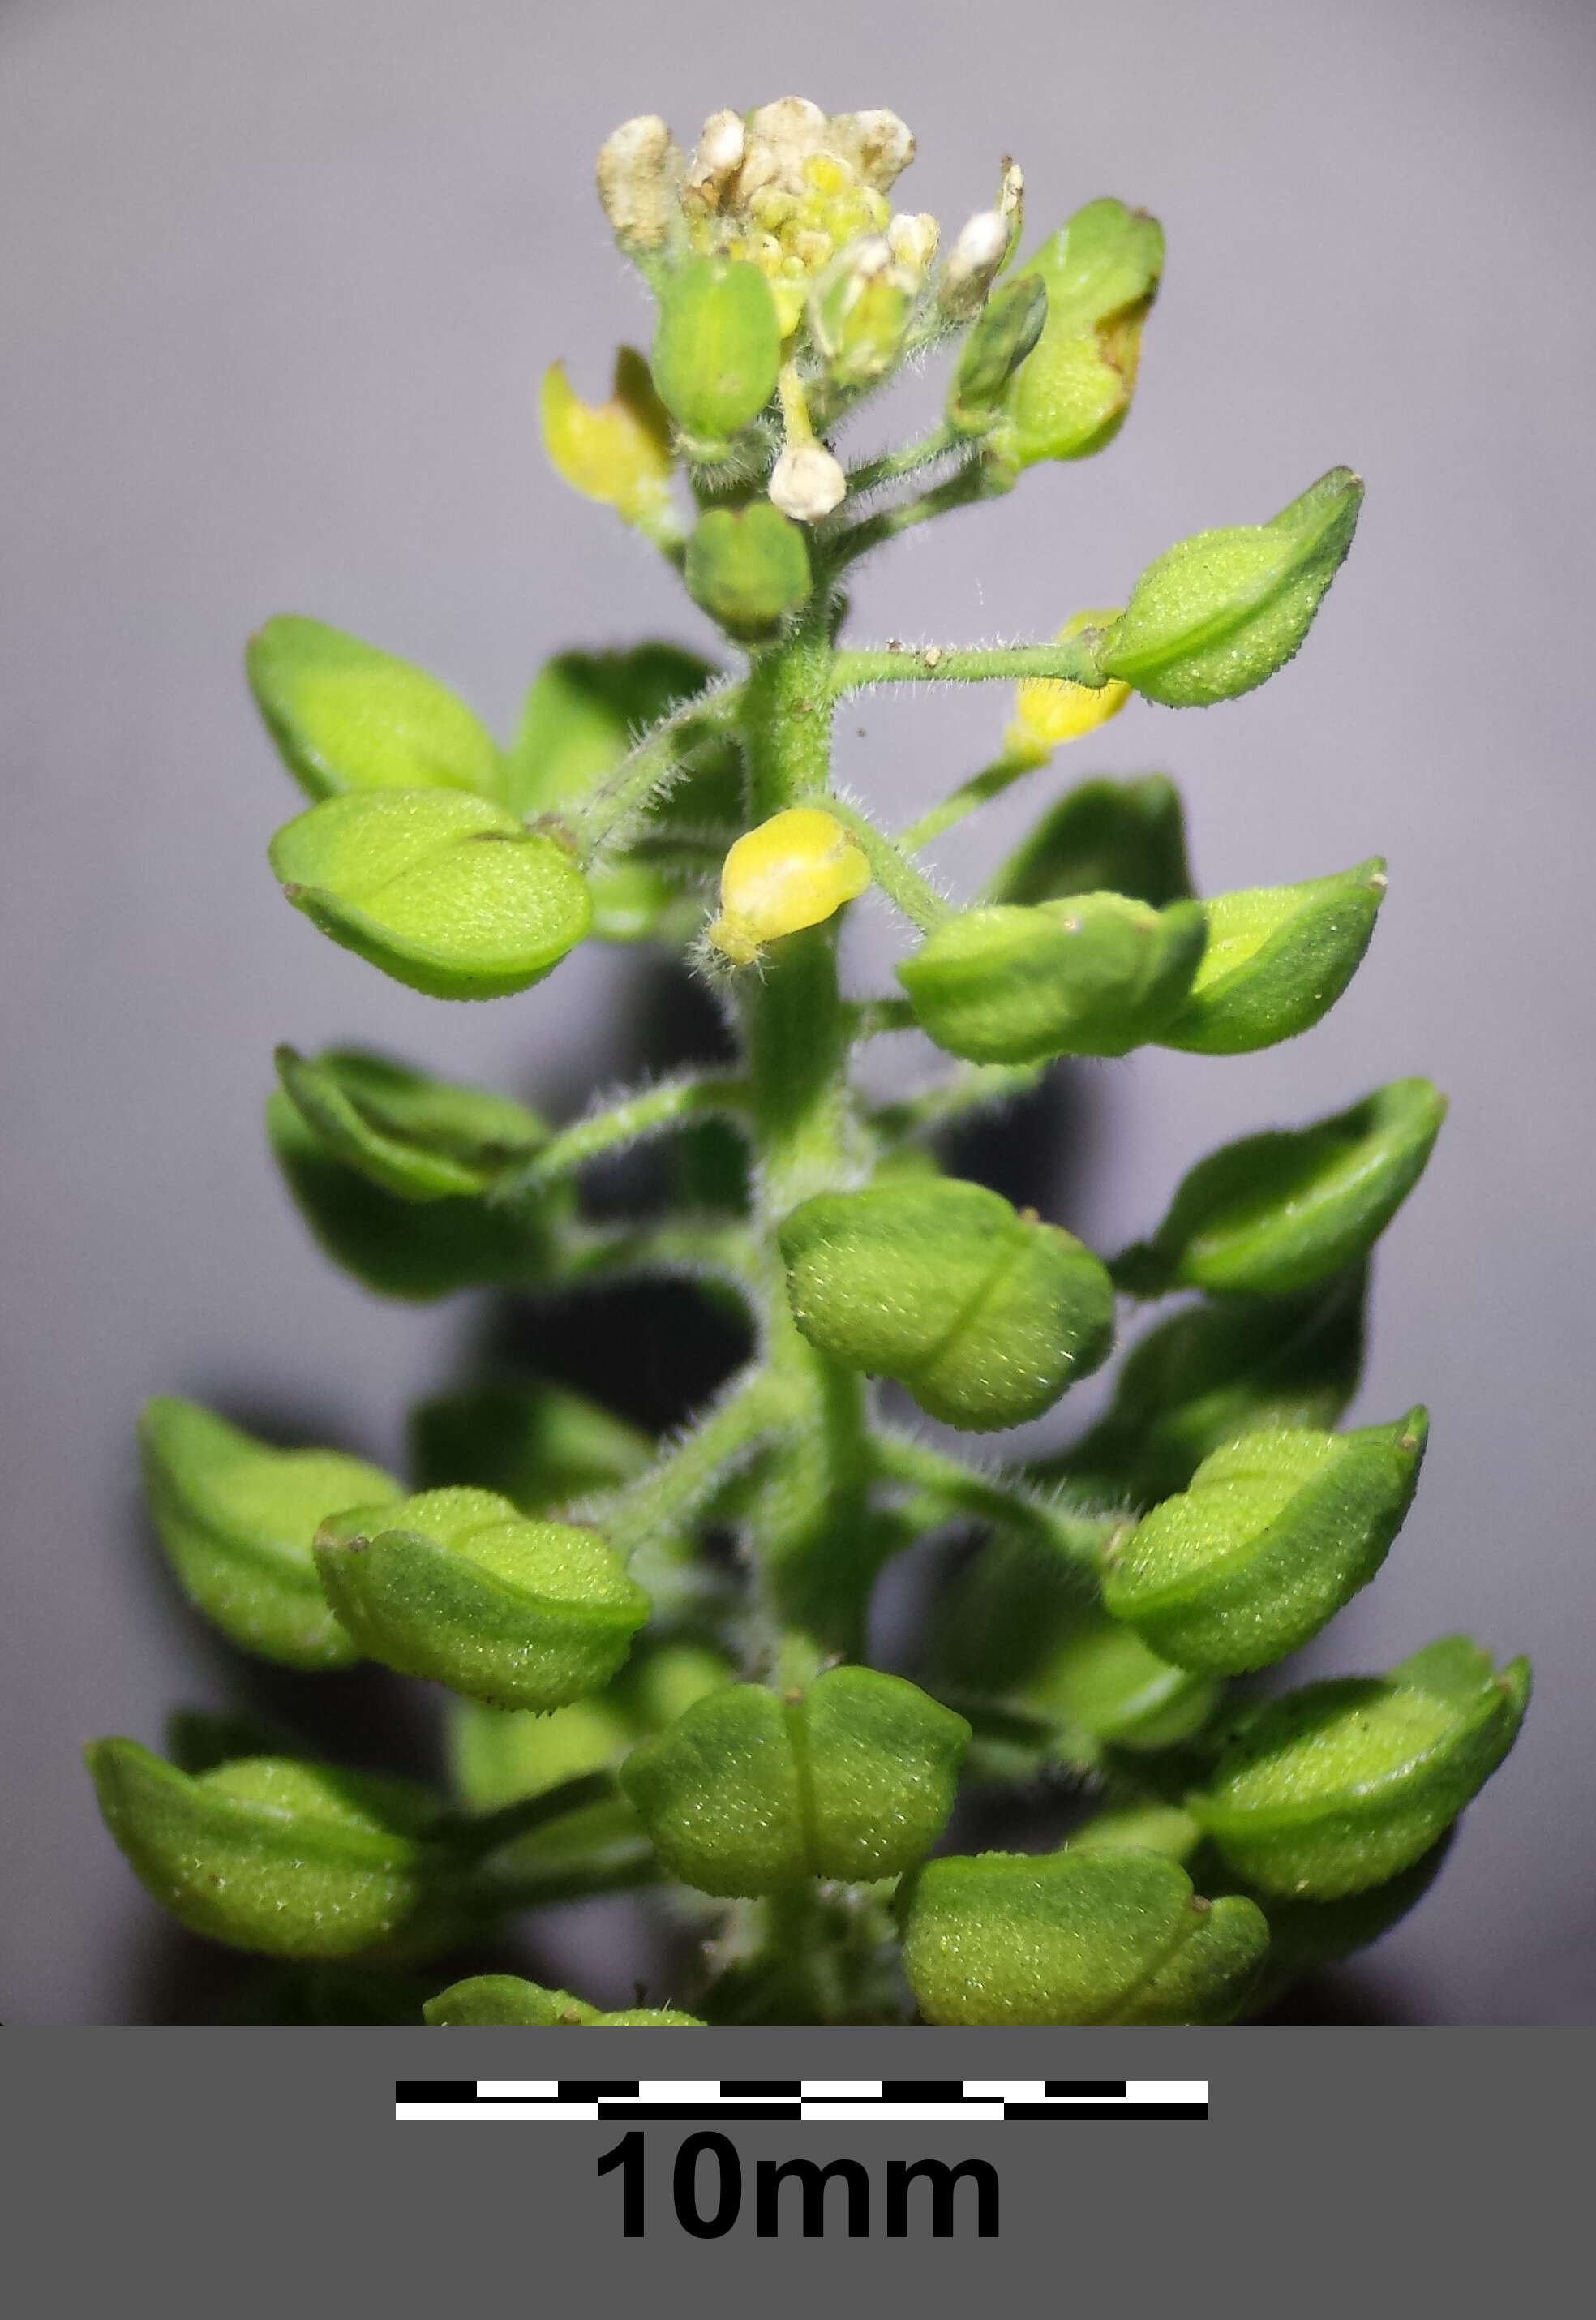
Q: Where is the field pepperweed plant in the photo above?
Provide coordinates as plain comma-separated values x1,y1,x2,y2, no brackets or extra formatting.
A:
89,97,1530,2027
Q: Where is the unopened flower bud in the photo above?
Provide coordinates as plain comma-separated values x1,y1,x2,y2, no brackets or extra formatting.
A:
708,805,869,965
998,157,1023,247
596,114,682,251
946,273,1048,436
887,210,939,274
769,439,847,522
810,236,916,386
651,256,783,454
939,208,1010,317
684,108,746,209
838,108,916,191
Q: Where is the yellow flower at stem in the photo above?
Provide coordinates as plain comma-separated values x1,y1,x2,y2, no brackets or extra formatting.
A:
1006,607,1130,763
539,350,677,540
708,806,872,966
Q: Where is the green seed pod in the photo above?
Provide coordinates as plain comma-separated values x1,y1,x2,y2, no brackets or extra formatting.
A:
1191,1637,1530,1899
985,773,1192,909
684,503,813,640
137,1398,400,1669
898,893,1207,1063
312,1486,650,1712
1157,859,1387,1055
1003,200,1165,465
619,1668,970,1897
265,1086,551,1300
448,1695,633,1813
1102,1409,1427,1674
268,789,593,1000
423,1975,702,2026
901,1848,1266,2025
650,256,783,451
929,1537,1219,1762
1021,1605,1226,1751
1251,1832,1453,1989
85,1740,442,1960
246,615,500,803
946,274,1049,436
1097,467,1363,707
273,1046,547,1201
1118,1079,1446,1300
1067,1802,1204,1860
1044,1265,1367,1505
779,1179,1115,1432
409,1381,652,1514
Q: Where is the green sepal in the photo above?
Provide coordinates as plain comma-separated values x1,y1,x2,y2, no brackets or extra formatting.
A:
273,1046,547,1201
85,1740,446,1961
984,773,1192,909
269,789,592,999
779,1179,1115,1432
312,1486,649,1712
898,892,1207,1063
1042,1265,1367,1505
1157,859,1387,1054
1118,1079,1446,1299
651,256,783,450
1003,200,1165,465
137,1397,400,1669
1098,468,1363,707
900,1847,1266,2025
265,1088,553,1300
1189,1636,1530,1898
684,503,813,640
1102,1409,1427,1674
246,615,500,802
410,1381,652,1514
620,1668,970,1897
946,274,1049,436
423,1974,702,2026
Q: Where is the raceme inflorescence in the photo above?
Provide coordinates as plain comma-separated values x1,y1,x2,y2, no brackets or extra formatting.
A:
89,97,1529,2026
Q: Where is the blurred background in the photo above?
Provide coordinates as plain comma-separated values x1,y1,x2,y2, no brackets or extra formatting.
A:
2,0,1593,2023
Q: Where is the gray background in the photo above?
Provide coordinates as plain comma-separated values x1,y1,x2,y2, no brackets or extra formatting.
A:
2,0,1592,2023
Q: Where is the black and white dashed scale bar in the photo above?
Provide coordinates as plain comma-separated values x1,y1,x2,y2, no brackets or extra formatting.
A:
396,2078,1208,2122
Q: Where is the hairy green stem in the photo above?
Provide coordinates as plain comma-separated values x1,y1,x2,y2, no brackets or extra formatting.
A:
831,635,1112,694
873,1429,1119,1570
563,682,744,856
897,745,1051,853
495,1071,747,1199
822,796,953,932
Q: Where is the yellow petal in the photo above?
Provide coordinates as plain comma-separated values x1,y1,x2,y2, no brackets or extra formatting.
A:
1008,607,1130,755
539,350,674,526
709,806,871,963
